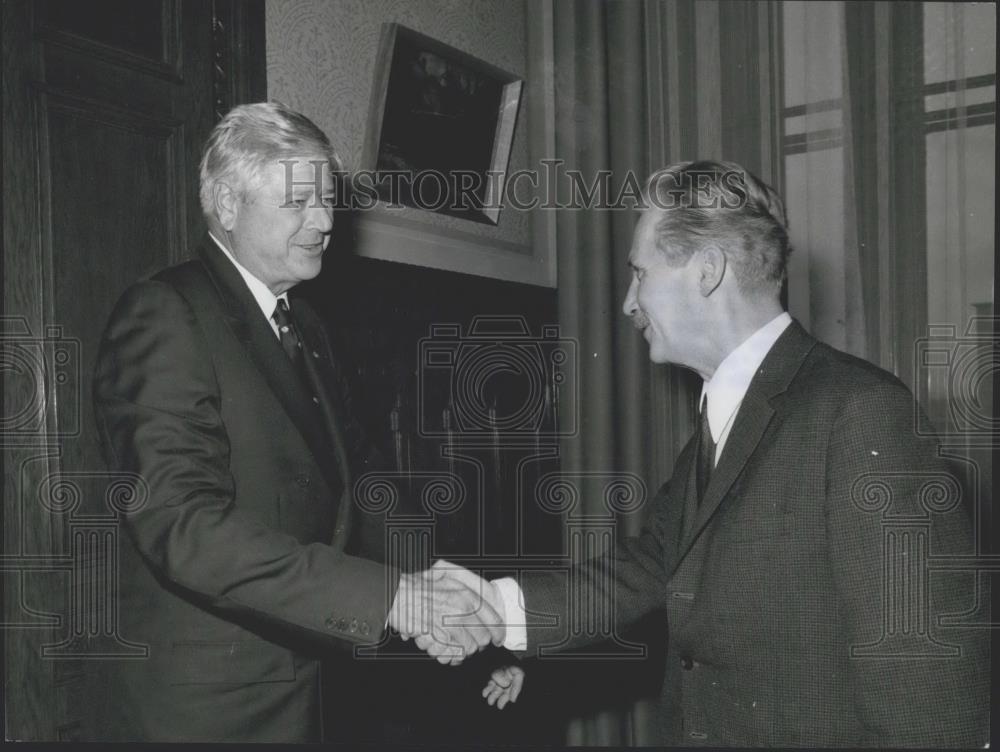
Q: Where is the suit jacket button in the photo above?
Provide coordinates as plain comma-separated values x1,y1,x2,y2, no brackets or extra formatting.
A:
296,474,310,487
349,619,358,633
680,656,694,670
312,396,320,404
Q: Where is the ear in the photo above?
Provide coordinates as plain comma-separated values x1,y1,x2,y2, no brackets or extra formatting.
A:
698,245,726,297
213,181,240,231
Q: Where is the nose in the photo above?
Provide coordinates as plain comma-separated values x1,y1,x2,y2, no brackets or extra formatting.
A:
623,277,638,317
305,204,334,234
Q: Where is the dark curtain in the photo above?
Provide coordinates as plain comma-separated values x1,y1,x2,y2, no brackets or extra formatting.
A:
547,0,783,744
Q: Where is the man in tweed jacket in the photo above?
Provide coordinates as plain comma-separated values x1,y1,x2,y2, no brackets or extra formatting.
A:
448,161,989,746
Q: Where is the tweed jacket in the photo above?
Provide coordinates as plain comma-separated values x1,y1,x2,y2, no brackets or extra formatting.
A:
519,321,989,747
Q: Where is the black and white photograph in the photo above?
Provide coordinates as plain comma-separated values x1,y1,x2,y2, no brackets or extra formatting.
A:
365,22,523,224
1,0,995,748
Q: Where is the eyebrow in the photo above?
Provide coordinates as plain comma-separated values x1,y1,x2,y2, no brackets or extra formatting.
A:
288,189,337,202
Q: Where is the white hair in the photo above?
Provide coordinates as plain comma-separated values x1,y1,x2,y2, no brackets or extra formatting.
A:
198,101,343,216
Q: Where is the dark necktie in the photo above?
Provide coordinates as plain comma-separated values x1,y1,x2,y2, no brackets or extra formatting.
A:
695,395,716,503
272,298,306,382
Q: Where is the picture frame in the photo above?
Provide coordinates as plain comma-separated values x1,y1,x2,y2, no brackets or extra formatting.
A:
363,22,524,225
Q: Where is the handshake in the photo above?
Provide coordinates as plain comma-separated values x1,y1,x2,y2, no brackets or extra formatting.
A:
387,559,506,665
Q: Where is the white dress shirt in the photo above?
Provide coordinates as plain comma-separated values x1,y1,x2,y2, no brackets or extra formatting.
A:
496,312,793,651
700,311,792,464
209,232,287,338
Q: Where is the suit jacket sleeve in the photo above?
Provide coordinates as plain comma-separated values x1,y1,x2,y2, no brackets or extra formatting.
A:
516,478,676,654
94,280,399,646
825,380,989,747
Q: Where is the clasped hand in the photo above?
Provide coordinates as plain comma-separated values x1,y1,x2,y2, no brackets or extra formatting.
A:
388,560,505,665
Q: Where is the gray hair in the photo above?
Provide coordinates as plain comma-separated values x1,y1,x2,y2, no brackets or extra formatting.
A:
643,160,791,294
198,101,342,216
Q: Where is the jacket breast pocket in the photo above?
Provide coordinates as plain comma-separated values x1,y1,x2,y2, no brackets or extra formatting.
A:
168,639,296,685
716,463,824,543
716,491,796,543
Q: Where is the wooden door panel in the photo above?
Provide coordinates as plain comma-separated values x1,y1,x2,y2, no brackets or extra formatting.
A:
2,0,264,740
43,94,186,470
37,0,175,67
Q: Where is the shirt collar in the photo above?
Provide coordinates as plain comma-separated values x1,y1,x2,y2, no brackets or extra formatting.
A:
700,312,793,442
208,232,288,321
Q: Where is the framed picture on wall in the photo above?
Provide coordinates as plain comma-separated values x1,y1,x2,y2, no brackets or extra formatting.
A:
364,23,523,225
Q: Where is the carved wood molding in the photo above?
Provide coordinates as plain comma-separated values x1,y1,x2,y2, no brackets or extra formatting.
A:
210,0,266,121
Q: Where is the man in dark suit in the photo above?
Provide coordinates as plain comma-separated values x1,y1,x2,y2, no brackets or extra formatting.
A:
434,161,990,746
93,101,499,742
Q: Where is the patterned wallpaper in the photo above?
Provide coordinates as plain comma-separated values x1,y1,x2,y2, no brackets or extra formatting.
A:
266,0,531,247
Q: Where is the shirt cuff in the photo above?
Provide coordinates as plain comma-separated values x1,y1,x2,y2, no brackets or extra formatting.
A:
492,577,527,651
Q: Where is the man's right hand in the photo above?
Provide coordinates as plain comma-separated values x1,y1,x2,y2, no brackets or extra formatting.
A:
387,560,506,665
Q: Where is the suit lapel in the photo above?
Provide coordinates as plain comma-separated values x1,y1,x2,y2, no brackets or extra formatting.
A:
677,390,775,556
292,301,354,549
665,440,698,574
675,321,817,560
196,243,335,477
